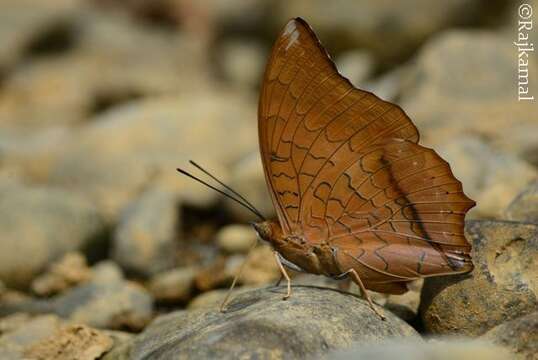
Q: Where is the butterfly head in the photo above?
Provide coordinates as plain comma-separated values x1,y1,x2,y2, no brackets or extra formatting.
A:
251,220,281,244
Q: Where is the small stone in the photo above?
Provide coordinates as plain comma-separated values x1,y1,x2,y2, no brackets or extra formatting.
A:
336,50,374,87
216,224,256,254
61,262,154,331
220,39,265,89
48,92,256,221
420,220,538,336
437,136,537,218
112,189,179,277
0,262,154,331
24,324,113,360
131,287,419,359
0,314,63,359
195,245,279,291
481,311,538,360
31,252,91,296
226,152,274,221
148,267,197,303
504,181,538,223
280,1,486,63
0,182,105,289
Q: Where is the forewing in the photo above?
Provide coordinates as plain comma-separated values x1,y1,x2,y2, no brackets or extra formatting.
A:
258,18,418,235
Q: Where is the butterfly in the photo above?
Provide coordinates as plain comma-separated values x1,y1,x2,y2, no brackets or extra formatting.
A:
179,18,475,320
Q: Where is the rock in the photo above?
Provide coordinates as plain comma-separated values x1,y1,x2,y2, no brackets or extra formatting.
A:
0,0,79,70
226,152,274,221
0,5,210,132
363,64,414,102
400,31,537,150
335,50,375,88
112,189,179,277
504,181,538,223
0,182,105,289
481,312,538,360
420,220,538,336
24,324,113,360
219,39,265,89
31,252,91,296
0,313,130,360
216,224,256,253
47,92,256,221
148,266,197,303
131,287,419,359
437,136,537,218
195,245,279,291
0,314,63,359
188,286,261,310
0,56,97,130
384,279,423,323
0,126,72,183
329,338,511,360
279,1,486,64
56,262,153,330
0,262,154,331
101,330,133,360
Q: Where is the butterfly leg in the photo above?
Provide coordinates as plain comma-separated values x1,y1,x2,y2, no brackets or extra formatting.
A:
273,251,291,300
341,268,386,320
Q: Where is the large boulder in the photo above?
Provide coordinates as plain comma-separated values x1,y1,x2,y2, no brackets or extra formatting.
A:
420,220,538,336
130,286,419,359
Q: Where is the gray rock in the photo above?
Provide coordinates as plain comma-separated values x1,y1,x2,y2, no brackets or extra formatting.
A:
481,311,538,360
0,0,78,70
279,0,486,63
437,136,537,218
216,224,257,254
335,50,375,88
0,5,210,132
112,189,179,277
148,266,197,303
420,220,538,336
0,262,153,331
194,245,279,291
504,181,538,223
226,152,274,221
131,286,419,359
0,313,130,360
328,338,511,360
0,314,63,360
0,182,105,289
400,31,537,149
56,262,153,330
48,93,255,221
30,251,91,296
219,39,266,89
23,324,113,360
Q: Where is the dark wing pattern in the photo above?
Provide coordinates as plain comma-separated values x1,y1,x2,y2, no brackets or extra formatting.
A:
258,18,474,283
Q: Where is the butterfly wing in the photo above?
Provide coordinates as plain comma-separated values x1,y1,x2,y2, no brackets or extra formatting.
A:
258,18,474,284
259,18,419,235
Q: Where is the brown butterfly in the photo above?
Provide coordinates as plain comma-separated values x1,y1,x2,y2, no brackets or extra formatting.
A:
179,18,474,319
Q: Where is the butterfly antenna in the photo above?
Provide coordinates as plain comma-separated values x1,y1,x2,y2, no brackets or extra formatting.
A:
176,167,265,221
189,160,265,220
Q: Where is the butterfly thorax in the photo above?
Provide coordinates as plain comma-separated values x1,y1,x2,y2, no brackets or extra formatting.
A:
252,220,342,277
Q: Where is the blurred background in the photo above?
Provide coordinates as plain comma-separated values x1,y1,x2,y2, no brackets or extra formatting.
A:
0,0,536,351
